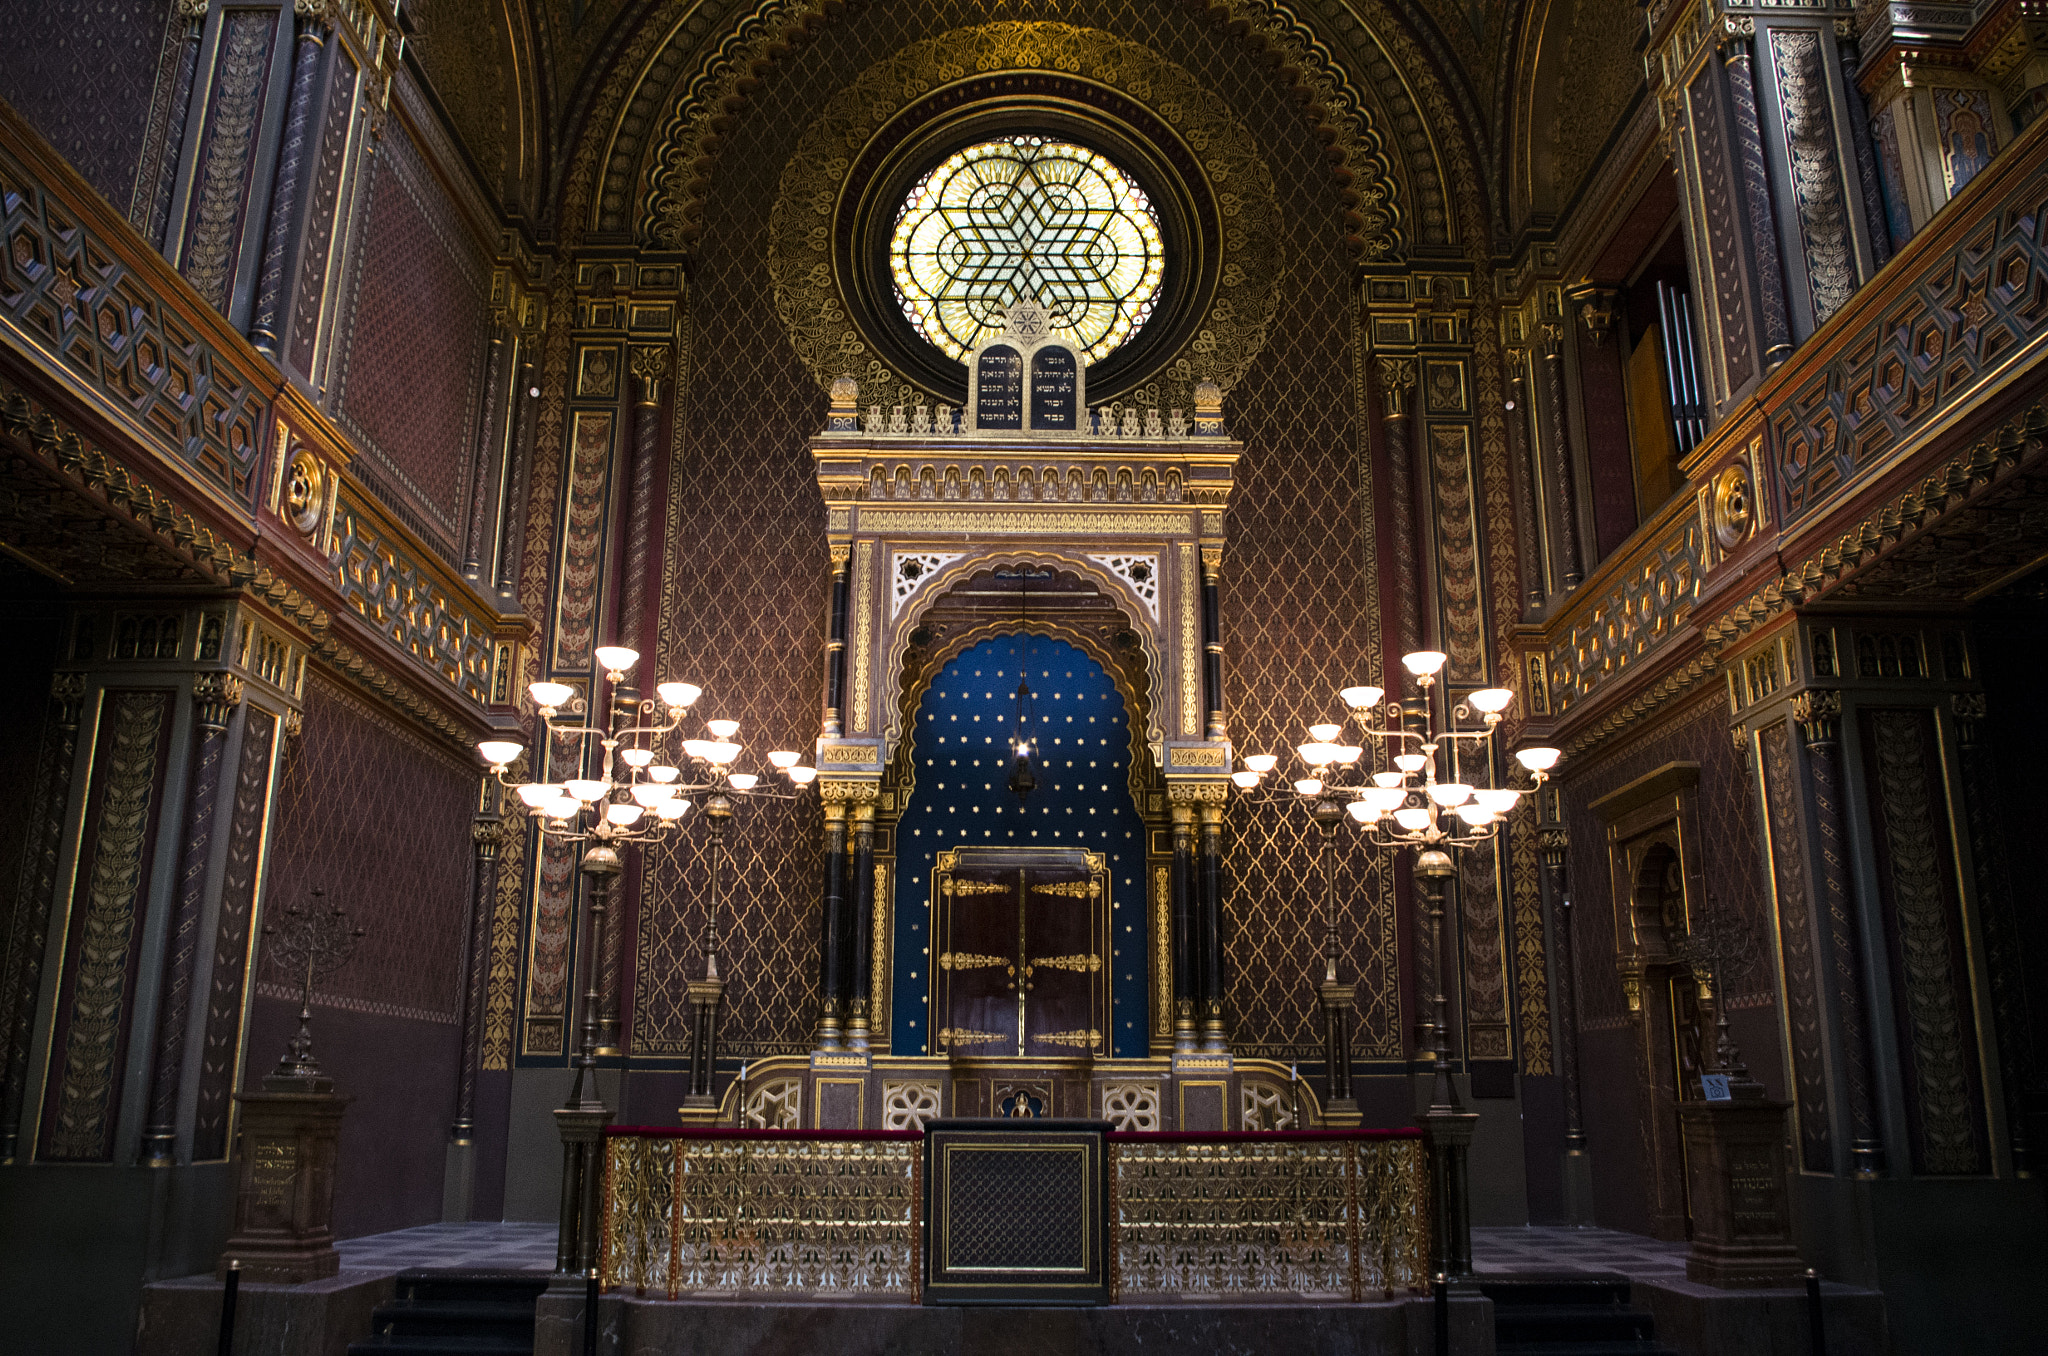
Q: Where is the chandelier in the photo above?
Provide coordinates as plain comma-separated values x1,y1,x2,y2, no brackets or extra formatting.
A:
475,645,817,847
1230,648,1560,844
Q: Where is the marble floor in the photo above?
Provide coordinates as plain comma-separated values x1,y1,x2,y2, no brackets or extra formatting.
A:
1471,1225,1690,1282
330,1220,1689,1283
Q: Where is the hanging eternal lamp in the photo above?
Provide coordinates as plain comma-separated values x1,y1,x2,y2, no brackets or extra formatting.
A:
1006,568,1039,802
1007,673,1038,800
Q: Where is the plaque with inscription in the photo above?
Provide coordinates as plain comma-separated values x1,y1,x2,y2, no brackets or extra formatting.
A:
1029,346,1077,431
975,345,1023,430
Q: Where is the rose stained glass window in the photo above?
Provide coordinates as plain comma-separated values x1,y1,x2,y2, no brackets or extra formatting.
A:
889,137,1165,363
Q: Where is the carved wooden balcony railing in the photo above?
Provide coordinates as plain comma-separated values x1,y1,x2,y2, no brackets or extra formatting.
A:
0,98,526,742
1526,111,2048,754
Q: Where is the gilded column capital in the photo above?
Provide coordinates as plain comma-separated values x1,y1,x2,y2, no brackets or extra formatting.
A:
1376,357,1416,419
471,816,503,862
1166,781,1229,806
818,778,880,805
1566,283,1618,346
176,0,210,19
192,672,244,733
1536,824,1569,870
51,671,87,730
1791,688,1842,750
630,345,669,406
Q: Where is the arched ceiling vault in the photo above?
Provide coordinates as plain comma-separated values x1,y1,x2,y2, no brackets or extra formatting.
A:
540,0,1502,266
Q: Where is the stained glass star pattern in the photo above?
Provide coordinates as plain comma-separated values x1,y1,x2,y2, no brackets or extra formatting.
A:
890,137,1164,362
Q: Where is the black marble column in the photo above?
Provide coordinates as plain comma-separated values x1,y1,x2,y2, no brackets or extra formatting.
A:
815,800,848,1049
1170,803,1197,1052
1200,555,1225,741
848,803,876,1051
1198,800,1227,1053
824,551,850,738
1538,324,1584,588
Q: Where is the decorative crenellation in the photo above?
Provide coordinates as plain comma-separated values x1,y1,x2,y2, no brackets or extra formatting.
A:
860,459,1202,504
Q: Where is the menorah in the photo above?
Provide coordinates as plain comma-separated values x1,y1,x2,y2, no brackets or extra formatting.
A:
262,887,364,1086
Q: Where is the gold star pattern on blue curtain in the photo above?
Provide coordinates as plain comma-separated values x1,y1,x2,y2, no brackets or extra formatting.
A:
892,634,1149,1056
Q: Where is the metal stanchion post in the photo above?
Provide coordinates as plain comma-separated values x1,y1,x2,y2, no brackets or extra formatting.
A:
584,1267,600,1355
1434,1271,1450,1356
215,1261,240,1356
1806,1268,1824,1356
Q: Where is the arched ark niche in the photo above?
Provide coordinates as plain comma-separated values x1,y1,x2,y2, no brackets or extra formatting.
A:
889,633,1155,1060
883,555,1169,768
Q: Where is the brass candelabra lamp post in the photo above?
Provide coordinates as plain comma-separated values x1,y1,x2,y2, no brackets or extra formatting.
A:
1230,648,1560,1277
473,644,815,1285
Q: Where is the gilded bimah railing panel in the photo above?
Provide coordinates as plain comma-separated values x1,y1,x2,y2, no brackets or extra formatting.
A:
1110,1132,1430,1301
600,1131,921,1300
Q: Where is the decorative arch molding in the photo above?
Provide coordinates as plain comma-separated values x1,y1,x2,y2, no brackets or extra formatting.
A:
884,612,1166,824
578,0,1455,260
879,550,1169,766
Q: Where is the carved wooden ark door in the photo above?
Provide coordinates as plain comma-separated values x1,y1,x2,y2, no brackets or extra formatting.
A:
933,849,1108,1060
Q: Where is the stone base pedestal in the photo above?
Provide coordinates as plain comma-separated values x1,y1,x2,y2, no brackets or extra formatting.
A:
219,1083,350,1283
1678,1097,1806,1287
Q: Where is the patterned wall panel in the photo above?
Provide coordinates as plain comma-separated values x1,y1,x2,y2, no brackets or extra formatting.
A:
1861,706,1989,1175
332,118,491,560
256,674,474,1030
0,0,179,217
37,688,174,1162
0,636,73,1159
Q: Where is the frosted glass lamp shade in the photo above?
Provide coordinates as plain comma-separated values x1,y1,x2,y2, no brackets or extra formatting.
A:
1473,788,1522,813
647,765,680,784
657,682,702,709
515,783,560,808
1308,723,1342,742
1293,778,1324,796
594,646,640,674
1243,753,1279,774
1393,806,1435,831
1401,650,1448,677
1231,770,1261,789
1395,753,1427,773
1297,742,1340,767
1345,800,1374,822
1516,746,1562,773
728,773,759,791
544,796,581,820
768,750,801,769
1468,687,1515,714
565,779,607,803
605,803,644,826
621,747,654,768
1372,771,1406,789
477,740,524,768
788,766,817,785
528,681,575,710
1363,787,1408,813
654,799,692,820
1426,782,1472,807
1454,804,1496,827
704,741,742,765
630,783,677,806
1335,745,1364,764
1339,685,1384,711
706,719,741,739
